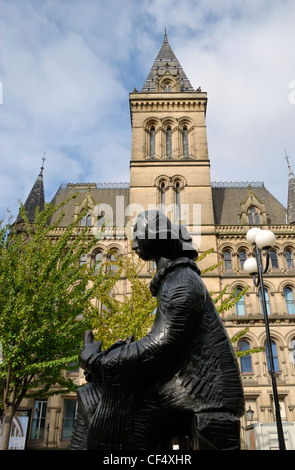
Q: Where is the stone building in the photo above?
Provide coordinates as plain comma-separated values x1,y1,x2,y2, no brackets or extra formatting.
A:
11,32,295,450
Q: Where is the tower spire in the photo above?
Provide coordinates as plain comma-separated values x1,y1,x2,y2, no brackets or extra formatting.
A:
14,155,46,225
141,32,195,93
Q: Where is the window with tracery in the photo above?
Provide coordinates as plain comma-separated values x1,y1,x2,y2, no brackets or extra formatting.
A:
248,206,260,225
81,211,92,227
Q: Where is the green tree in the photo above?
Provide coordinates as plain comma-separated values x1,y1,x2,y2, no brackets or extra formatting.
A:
0,199,103,449
90,249,156,349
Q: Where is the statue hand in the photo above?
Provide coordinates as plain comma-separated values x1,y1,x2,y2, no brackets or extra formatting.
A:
79,330,102,370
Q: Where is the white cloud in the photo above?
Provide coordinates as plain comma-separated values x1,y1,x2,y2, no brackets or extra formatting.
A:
1,0,294,220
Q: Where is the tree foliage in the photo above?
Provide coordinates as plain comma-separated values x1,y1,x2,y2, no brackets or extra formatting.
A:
0,198,104,448
90,249,156,349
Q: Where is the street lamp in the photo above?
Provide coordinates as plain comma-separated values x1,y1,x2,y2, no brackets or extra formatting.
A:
245,405,254,422
244,228,286,451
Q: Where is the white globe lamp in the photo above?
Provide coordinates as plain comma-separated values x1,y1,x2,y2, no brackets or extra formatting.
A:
246,228,262,244
255,230,276,249
243,257,258,274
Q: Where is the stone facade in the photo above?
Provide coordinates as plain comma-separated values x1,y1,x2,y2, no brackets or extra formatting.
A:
14,33,295,450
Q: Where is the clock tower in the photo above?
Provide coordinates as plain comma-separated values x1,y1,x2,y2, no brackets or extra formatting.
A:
129,31,215,254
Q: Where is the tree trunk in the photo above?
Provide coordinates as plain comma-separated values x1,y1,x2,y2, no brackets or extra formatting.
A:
0,404,15,450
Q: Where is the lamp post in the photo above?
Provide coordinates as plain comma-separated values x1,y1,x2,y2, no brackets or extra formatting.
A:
244,228,286,451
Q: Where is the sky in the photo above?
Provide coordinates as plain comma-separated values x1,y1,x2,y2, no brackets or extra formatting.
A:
1,0,295,220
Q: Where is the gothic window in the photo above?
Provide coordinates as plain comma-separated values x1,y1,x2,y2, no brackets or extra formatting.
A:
285,249,294,269
290,338,295,365
284,286,295,314
239,251,246,270
164,82,172,92
270,250,279,269
175,181,181,220
150,126,156,158
81,211,92,226
160,181,166,212
235,287,246,316
182,126,189,157
107,248,119,272
259,288,271,315
166,126,172,158
224,251,232,271
94,251,103,271
265,339,280,372
248,206,260,225
239,340,253,373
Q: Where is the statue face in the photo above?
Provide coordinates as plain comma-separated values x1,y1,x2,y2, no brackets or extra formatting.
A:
132,234,160,261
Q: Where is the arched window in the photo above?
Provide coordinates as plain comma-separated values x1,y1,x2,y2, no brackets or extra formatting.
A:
94,251,103,271
259,287,271,315
235,287,246,316
239,251,246,270
285,250,294,269
224,251,232,271
248,206,260,225
108,248,119,272
284,286,295,314
270,250,278,269
160,181,166,212
290,338,295,365
182,126,189,157
150,126,156,158
81,211,92,227
175,181,181,220
265,339,280,372
239,340,253,373
166,127,172,158
164,82,172,92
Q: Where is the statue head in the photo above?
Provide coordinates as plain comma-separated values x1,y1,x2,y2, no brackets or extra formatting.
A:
132,210,198,261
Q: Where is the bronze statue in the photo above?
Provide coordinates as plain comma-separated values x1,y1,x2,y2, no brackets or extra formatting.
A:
70,210,244,450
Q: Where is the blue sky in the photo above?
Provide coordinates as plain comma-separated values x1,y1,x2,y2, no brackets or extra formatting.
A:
1,0,295,220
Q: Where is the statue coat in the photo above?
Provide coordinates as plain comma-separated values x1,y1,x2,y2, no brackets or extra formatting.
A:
72,257,244,450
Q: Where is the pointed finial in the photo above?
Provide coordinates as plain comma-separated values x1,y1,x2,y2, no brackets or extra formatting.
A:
39,152,46,177
164,27,168,43
285,150,294,178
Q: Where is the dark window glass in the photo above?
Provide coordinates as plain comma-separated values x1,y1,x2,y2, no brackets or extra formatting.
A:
239,340,253,373
284,287,295,314
224,251,232,270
